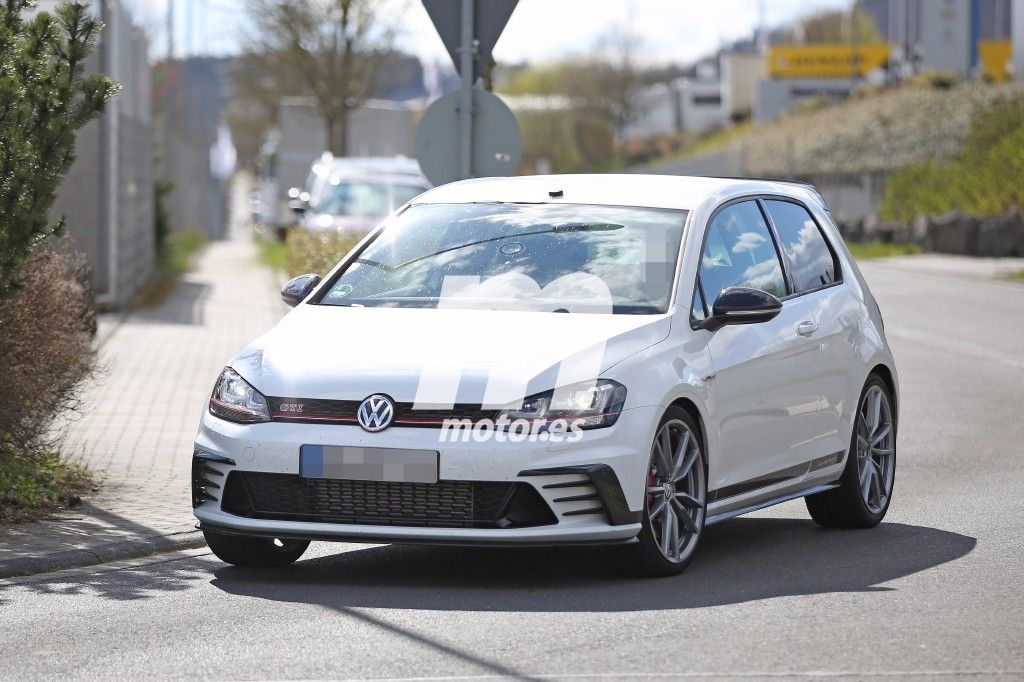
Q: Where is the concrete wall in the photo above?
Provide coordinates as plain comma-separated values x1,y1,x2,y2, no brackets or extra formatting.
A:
720,51,766,121
755,79,854,123
47,0,153,308
918,0,973,75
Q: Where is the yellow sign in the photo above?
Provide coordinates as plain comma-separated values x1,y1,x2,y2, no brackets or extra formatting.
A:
979,40,1012,82
768,44,892,79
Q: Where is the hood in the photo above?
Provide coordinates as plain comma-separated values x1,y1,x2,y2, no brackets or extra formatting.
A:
231,305,671,405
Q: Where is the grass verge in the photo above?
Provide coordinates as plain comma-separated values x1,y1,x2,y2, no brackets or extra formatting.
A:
1003,269,1024,281
847,241,922,260
133,229,209,309
161,230,209,274
0,451,95,523
257,237,288,272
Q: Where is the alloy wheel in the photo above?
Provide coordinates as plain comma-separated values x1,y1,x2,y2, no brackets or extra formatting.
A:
646,419,705,563
856,385,896,514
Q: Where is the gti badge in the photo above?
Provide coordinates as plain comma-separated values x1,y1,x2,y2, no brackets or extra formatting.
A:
357,394,395,432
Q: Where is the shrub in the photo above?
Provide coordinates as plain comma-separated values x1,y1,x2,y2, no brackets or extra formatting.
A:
881,94,1024,222
0,1,119,298
910,70,959,90
285,228,368,278
0,246,98,519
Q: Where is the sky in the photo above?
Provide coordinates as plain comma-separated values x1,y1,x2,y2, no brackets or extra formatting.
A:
131,0,849,66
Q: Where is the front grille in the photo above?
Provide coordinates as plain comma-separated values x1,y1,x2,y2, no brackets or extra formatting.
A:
221,471,556,528
267,396,497,427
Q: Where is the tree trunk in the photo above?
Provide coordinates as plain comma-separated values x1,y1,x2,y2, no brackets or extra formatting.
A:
324,108,349,156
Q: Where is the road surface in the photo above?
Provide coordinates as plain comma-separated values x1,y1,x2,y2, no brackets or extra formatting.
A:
1,261,1021,680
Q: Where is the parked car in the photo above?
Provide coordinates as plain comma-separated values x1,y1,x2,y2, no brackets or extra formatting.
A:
193,174,898,576
291,155,429,234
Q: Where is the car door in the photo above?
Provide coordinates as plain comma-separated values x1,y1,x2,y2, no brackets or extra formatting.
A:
760,198,849,460
694,199,825,498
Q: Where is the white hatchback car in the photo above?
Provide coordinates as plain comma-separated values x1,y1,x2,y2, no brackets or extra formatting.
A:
194,175,898,576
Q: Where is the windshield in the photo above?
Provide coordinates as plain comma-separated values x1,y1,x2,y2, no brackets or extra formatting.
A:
318,203,687,314
312,180,425,217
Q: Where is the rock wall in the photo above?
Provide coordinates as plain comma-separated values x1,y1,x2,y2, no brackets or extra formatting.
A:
836,207,1024,257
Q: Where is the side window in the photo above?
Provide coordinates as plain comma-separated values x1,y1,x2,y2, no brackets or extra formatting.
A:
763,200,838,293
691,286,706,322
698,201,787,305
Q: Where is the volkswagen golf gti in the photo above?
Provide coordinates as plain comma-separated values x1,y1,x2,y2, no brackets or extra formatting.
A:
193,174,898,576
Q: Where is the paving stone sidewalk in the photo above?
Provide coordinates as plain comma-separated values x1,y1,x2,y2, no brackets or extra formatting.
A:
0,191,286,577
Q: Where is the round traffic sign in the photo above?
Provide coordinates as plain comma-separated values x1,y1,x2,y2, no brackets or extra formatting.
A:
415,90,522,186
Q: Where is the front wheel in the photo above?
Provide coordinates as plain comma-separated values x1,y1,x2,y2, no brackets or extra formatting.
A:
203,530,310,567
620,406,707,577
806,375,896,528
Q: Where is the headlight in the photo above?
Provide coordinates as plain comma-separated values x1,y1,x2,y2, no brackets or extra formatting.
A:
209,367,271,423
496,379,627,429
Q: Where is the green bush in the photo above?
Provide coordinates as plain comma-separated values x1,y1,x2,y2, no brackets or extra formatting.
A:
880,95,1024,222
285,228,368,278
0,1,119,297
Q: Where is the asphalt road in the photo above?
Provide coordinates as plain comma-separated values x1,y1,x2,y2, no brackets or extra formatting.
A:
2,262,1022,680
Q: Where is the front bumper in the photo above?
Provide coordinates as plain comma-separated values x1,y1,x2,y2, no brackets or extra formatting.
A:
192,405,659,545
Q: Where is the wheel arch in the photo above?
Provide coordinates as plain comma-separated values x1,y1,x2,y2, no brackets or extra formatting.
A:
666,397,709,469
868,363,898,422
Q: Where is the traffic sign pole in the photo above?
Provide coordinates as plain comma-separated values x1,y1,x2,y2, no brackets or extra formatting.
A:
421,0,520,183
458,0,475,178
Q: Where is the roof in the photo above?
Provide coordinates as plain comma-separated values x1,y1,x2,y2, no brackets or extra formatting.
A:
326,156,422,174
414,174,821,212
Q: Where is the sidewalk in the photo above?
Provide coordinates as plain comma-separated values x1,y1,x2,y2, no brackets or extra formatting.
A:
0,188,287,577
866,253,1024,280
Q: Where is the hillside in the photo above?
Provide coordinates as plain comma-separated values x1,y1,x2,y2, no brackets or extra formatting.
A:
655,80,1024,177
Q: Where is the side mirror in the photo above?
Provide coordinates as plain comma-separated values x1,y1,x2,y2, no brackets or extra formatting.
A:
699,287,782,332
281,273,322,307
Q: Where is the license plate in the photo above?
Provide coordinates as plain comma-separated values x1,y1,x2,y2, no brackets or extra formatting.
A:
299,445,439,483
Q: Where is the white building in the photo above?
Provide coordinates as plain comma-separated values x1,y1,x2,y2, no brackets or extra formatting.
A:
622,78,726,142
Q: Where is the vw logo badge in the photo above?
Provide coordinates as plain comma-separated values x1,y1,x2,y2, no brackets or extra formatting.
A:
357,394,395,432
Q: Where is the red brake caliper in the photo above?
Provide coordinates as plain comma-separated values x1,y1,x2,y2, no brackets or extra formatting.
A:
646,465,657,510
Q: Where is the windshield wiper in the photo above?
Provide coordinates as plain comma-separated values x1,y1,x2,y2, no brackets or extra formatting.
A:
389,223,624,271
353,257,394,272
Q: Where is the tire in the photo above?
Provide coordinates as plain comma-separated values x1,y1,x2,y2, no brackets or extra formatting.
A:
203,529,310,567
619,406,707,577
806,374,896,528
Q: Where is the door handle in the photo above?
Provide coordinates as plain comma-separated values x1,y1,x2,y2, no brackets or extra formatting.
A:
797,321,818,337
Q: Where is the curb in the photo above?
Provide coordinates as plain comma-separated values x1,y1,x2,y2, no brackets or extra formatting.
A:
0,529,207,579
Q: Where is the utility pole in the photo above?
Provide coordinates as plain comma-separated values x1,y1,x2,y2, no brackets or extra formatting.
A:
166,0,174,60
457,0,476,179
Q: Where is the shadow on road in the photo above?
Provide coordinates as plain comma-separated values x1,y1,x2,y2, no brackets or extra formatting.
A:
211,518,976,612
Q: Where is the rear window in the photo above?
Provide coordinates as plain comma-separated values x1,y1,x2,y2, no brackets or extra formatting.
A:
318,202,687,314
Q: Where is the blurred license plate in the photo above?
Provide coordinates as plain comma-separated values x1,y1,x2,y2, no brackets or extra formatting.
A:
299,445,438,483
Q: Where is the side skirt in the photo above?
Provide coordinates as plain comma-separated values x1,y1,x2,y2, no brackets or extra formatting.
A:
705,482,839,526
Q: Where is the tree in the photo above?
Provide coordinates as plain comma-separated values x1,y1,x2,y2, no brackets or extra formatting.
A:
0,0,119,298
240,0,399,157
799,6,883,44
580,28,645,138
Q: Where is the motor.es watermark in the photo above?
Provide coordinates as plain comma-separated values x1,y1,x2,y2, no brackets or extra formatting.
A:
438,417,586,443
